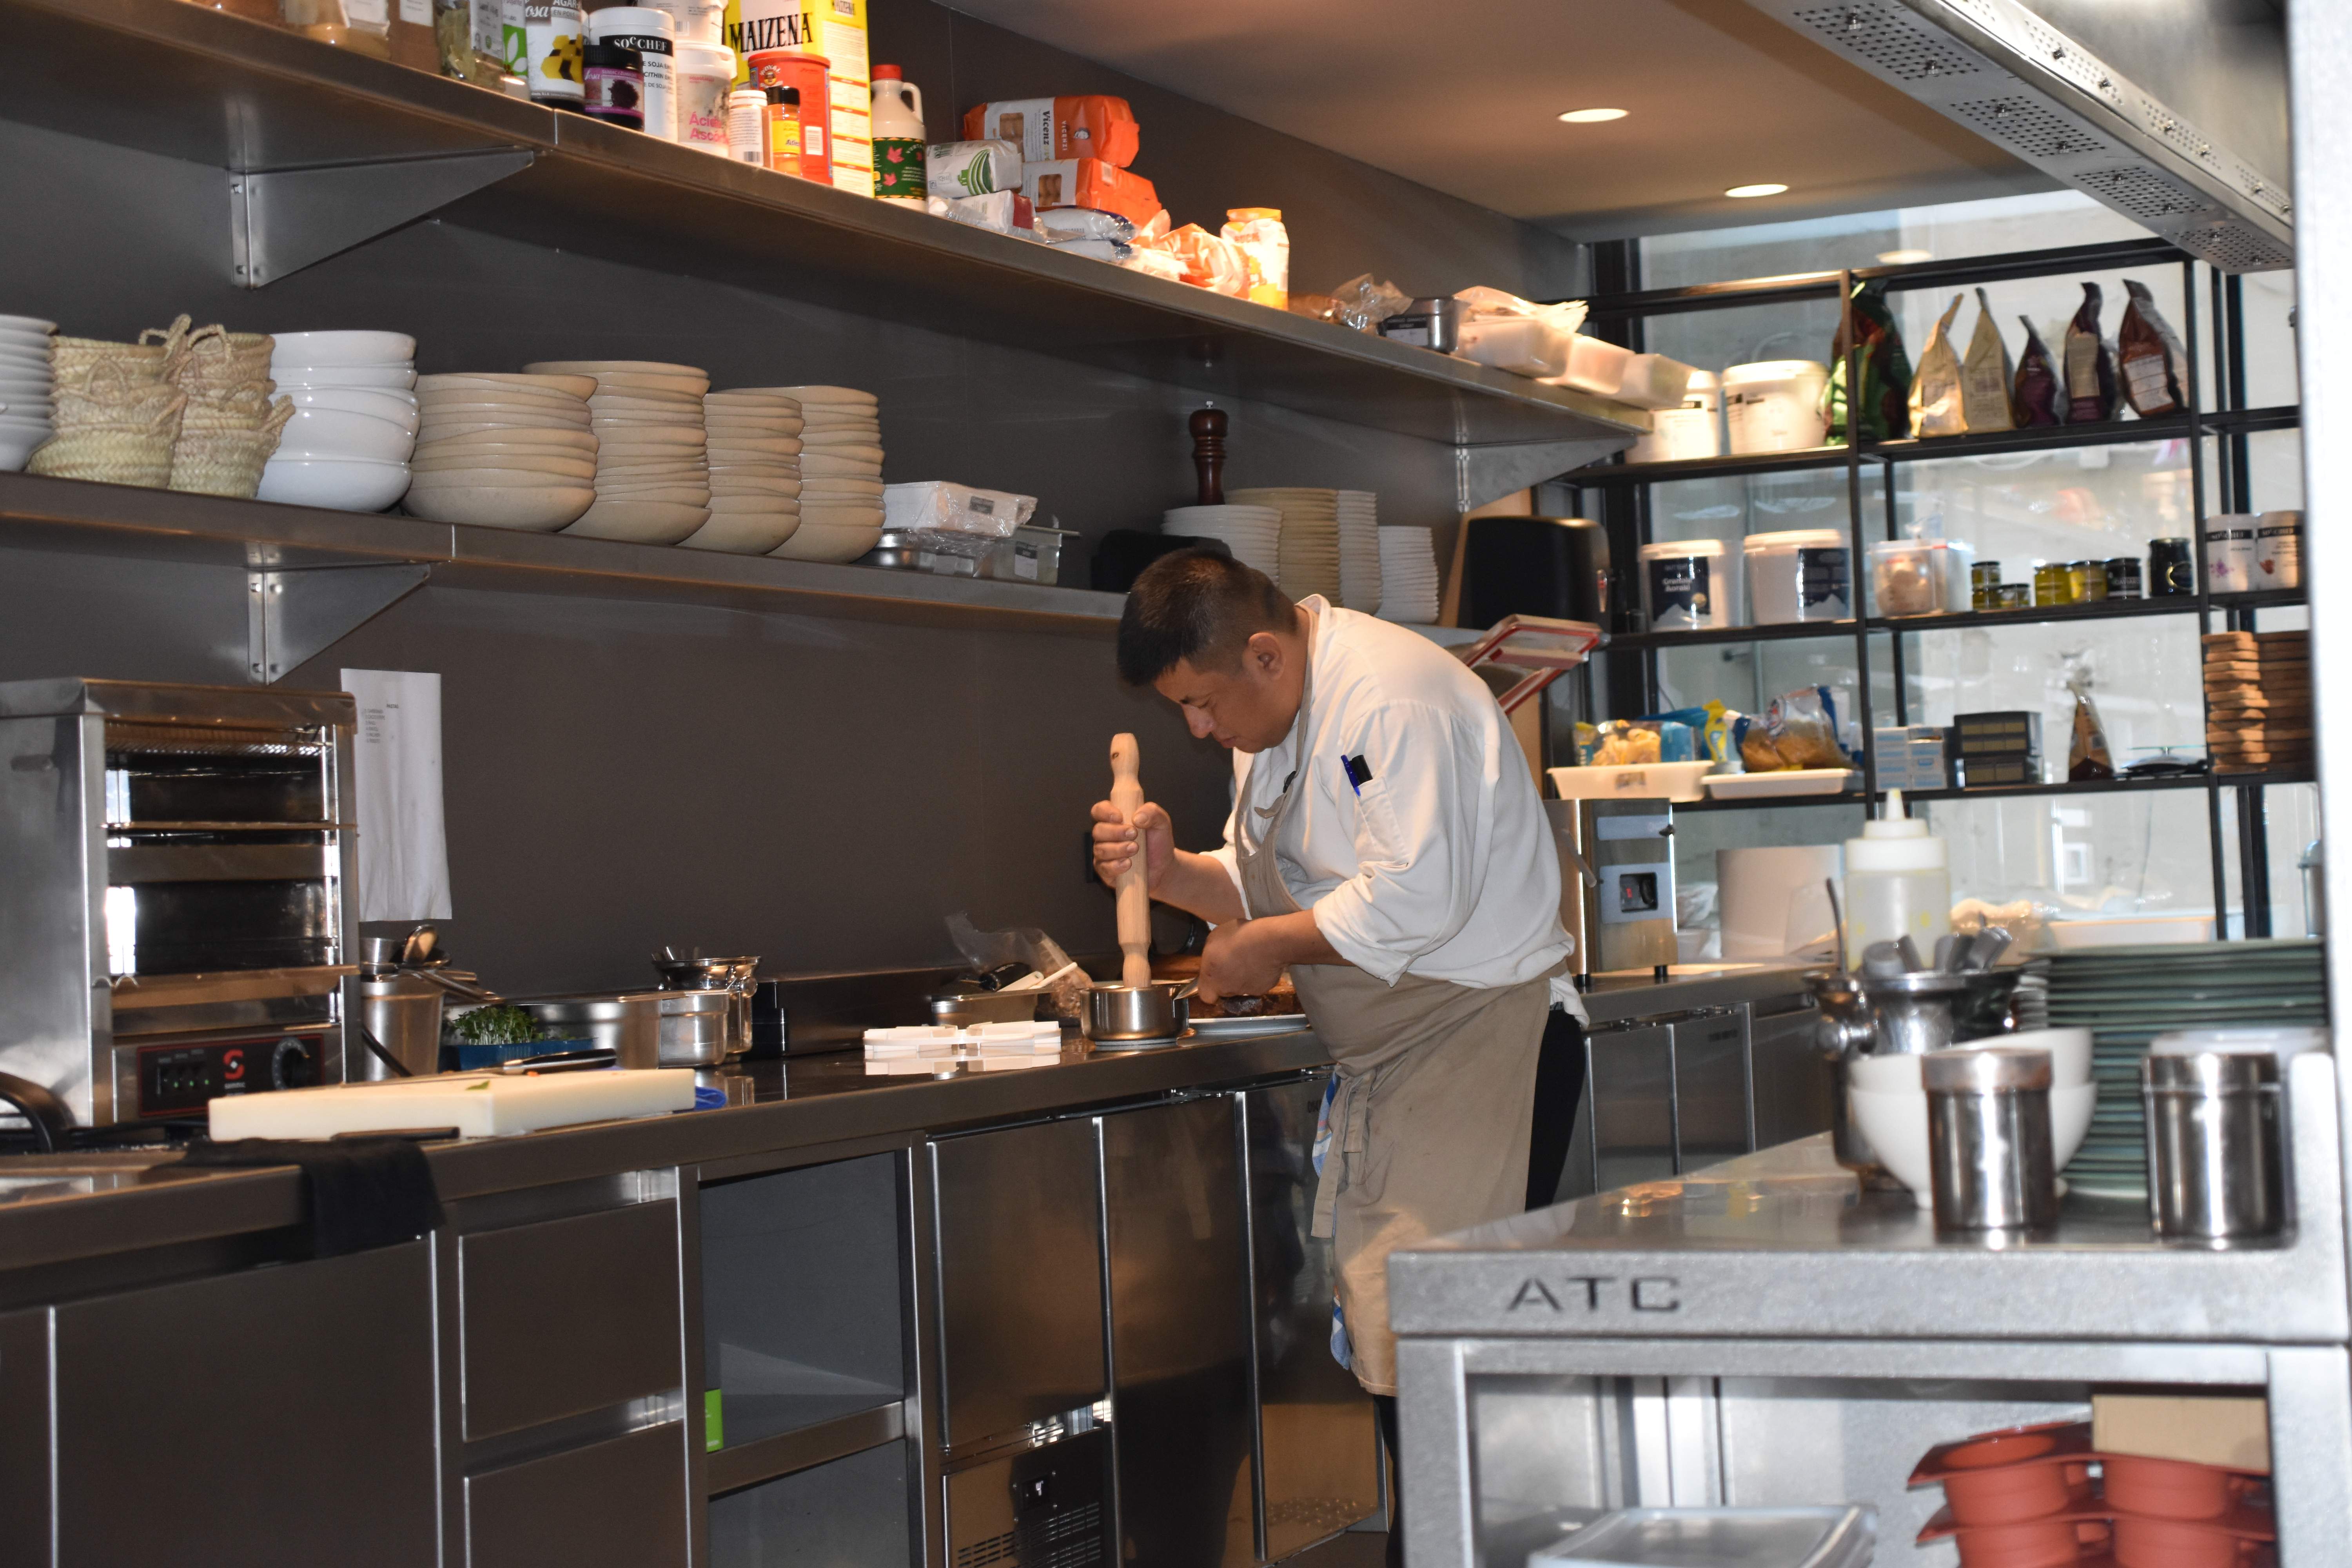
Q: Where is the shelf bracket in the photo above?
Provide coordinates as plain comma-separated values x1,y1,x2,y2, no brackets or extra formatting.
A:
248,563,432,684
1458,437,1637,513
228,149,536,288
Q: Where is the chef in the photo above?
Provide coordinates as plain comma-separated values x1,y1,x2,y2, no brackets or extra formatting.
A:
1091,550,1584,1550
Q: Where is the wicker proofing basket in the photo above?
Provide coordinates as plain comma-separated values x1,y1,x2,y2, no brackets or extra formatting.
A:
28,397,187,488
179,381,281,431
176,324,275,390
51,314,191,392
171,397,293,497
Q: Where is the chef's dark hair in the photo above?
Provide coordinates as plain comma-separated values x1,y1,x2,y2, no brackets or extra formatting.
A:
1117,550,1296,685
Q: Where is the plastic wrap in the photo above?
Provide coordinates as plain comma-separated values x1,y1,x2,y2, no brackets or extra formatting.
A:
1327,274,1412,333
925,189,1020,236
946,912,1089,1020
1033,207,1134,243
1121,248,1187,283
1047,238,1132,264
1736,685,1855,771
1165,224,1250,296
1220,207,1289,308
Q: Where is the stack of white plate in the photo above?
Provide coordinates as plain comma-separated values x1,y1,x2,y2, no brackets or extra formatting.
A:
404,372,596,531
766,385,882,562
1375,526,1442,623
260,330,418,512
1161,503,1281,577
686,388,804,554
1229,487,1342,603
0,314,54,472
525,360,712,546
1335,490,1384,614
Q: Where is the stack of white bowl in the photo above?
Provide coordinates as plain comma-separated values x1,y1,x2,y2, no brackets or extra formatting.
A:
1229,487,1342,603
403,372,597,531
1374,526,1442,623
686,388,804,553
768,385,882,563
0,314,56,471
1335,489,1384,613
256,331,419,512
1161,503,1281,578
1845,1029,2098,1207
525,360,713,546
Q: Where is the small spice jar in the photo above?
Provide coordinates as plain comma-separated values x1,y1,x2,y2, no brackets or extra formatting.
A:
1971,560,2002,611
763,85,806,176
2103,556,2143,599
2069,560,2109,602
726,87,766,163
581,40,645,129
2034,561,2073,607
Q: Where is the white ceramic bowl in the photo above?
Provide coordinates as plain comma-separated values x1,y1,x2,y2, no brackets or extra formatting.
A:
679,512,800,554
417,427,597,454
411,464,599,488
771,519,882,562
0,313,57,333
1848,1032,2092,1094
256,456,413,512
402,484,594,530
0,427,46,470
273,363,419,390
281,386,419,428
562,499,710,544
268,330,416,366
1849,1083,2096,1207
279,406,417,463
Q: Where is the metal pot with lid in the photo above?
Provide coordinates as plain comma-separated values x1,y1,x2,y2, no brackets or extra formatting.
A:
651,949,758,1059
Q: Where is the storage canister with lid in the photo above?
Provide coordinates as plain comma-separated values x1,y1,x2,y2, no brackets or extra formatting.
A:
585,7,677,138
580,38,645,129
521,0,584,104
1638,539,1735,631
2202,512,2258,592
2103,556,2143,599
674,40,738,153
1723,360,1830,454
2142,1047,2286,1242
2257,510,2303,590
1926,1046,2058,1235
1625,369,1723,464
1744,528,1851,623
2149,537,2195,596
1869,539,1942,617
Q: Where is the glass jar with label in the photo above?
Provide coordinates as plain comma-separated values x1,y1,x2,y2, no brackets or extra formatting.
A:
522,0,584,103
2069,560,2109,602
581,40,645,129
1971,560,2002,611
2033,561,2073,607
2103,557,2143,599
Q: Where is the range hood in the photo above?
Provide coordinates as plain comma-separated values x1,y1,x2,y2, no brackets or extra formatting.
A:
1742,0,2292,271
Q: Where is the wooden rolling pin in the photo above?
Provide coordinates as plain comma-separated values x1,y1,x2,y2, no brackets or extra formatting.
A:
1109,732,1153,987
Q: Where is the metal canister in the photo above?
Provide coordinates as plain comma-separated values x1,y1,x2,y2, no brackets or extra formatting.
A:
2033,561,2073,606
2142,1051,2285,1241
2103,556,2143,599
1925,1046,2057,1233
1970,560,2002,611
2149,537,2195,596
356,971,446,1080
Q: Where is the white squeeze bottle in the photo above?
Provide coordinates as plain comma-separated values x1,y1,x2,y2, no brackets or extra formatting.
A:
869,64,926,204
1842,789,1950,964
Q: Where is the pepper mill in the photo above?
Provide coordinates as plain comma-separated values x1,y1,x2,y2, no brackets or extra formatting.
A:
1109,733,1154,988
1189,407,1226,506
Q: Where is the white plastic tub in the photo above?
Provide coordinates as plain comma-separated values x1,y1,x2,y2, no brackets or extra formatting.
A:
1548,760,1717,803
1723,359,1830,454
1457,314,1571,378
1638,537,1736,630
1614,351,1703,410
1626,369,1722,463
1744,528,1851,623
1548,333,1633,396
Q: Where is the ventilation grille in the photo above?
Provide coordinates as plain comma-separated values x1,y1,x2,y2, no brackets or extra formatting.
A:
2002,6,2123,106
2144,107,2216,168
956,1529,1016,1568
1016,1500,1104,1568
2184,221,2295,273
2074,165,2208,223
1951,94,2104,158
1791,2,1984,81
2232,162,2292,219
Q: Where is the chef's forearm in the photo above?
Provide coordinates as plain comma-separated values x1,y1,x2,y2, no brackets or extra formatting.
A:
1156,849,1247,925
1243,909,1348,968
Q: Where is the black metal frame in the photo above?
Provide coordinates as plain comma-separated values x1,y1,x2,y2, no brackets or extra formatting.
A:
1565,237,2307,939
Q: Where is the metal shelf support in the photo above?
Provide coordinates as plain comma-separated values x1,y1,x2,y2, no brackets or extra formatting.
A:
247,563,432,683
228,149,536,287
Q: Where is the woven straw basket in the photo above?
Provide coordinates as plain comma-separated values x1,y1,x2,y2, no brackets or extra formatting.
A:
171,397,293,497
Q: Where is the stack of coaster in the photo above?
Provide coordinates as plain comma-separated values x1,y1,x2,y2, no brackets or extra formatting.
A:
2203,630,2311,774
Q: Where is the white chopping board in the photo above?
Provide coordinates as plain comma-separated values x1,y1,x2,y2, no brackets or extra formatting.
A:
208,1069,698,1140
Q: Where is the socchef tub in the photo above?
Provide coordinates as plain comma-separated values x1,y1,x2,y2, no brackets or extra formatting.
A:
1639,537,1736,630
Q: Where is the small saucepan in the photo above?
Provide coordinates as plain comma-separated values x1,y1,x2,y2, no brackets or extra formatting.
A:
1083,977,1198,1045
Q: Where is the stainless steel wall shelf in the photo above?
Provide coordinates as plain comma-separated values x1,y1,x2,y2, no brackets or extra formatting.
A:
0,0,1649,452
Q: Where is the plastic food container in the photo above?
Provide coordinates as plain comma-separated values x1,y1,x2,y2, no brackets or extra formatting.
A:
1744,528,1851,623
1869,539,1944,616
1548,760,1718,803
1612,351,1700,410
1531,1505,1875,1568
1724,359,1830,454
1626,369,1722,463
1457,313,1571,379
1549,333,1633,396
1639,538,1736,630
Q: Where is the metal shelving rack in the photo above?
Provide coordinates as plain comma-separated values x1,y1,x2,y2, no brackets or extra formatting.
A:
1562,237,2307,936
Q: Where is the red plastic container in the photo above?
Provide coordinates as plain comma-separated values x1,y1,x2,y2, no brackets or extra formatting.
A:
2103,1456,2240,1521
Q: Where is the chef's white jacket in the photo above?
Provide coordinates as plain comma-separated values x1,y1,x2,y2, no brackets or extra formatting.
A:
1204,598,1580,1013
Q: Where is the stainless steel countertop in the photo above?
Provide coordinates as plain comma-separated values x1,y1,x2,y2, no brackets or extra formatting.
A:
1388,1051,2350,1345
1580,962,1816,1024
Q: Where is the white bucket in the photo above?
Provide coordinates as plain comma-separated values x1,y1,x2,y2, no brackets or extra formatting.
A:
1724,359,1829,454
1627,369,1722,464
1744,528,1851,623
1638,537,1736,630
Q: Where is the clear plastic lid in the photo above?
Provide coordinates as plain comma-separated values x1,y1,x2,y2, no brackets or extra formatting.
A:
1639,539,1727,559
1744,528,1847,551
1533,1505,1876,1568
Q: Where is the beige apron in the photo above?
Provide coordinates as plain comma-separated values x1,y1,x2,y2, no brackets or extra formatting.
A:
1233,664,1551,1395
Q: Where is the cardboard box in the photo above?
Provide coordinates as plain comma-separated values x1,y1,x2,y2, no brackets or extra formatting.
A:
726,0,871,194
1954,754,2040,789
1873,726,1950,792
2092,1393,2270,1473
1952,710,2043,758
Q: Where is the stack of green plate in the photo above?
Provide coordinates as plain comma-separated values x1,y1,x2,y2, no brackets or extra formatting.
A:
2041,939,2326,1198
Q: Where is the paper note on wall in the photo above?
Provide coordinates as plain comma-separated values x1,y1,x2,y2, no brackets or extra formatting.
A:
342,669,453,922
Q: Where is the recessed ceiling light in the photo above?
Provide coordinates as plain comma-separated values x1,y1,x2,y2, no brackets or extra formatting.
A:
1725,182,1789,198
1558,107,1628,123
1878,248,1934,265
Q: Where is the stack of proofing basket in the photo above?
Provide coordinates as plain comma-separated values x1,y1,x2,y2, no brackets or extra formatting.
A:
29,315,292,497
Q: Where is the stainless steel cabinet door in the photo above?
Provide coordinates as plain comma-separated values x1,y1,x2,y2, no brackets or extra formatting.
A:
1590,1021,1676,1191
1103,1096,1256,1568
1749,997,1833,1150
1671,1010,1753,1171
467,1422,689,1568
50,1242,437,1567
930,1117,1107,1448
1243,1076,1379,1562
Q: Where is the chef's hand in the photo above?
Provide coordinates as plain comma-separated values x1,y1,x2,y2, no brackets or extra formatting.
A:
1091,798,1174,890
1196,918,1287,1003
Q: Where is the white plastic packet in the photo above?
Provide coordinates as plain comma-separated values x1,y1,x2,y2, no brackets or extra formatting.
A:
927,138,1022,197
883,480,1038,537
1452,287,1589,379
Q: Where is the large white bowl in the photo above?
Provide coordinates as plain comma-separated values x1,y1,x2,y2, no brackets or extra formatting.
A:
268,330,416,366
281,386,419,428
1848,1032,2093,1095
256,456,412,512
771,519,882,562
273,363,419,390
0,427,47,470
402,484,594,530
410,459,599,485
1849,1083,2096,1207
678,511,800,554
0,313,57,334
416,427,597,454
279,406,416,464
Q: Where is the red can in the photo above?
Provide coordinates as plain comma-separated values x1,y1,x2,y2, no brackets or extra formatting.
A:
744,50,830,183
